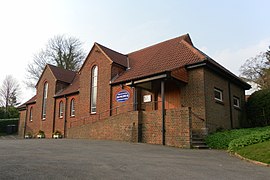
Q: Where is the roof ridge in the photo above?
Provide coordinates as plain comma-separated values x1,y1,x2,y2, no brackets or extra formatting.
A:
95,42,127,57
47,63,77,73
127,34,191,55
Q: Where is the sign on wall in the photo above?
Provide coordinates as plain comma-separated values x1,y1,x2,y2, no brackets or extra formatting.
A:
143,95,152,102
116,90,130,102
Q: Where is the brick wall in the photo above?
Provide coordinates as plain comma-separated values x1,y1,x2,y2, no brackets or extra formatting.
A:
79,45,112,120
140,108,191,148
181,68,206,132
18,109,26,137
68,108,191,148
54,97,65,135
67,111,139,143
204,68,247,132
111,85,134,115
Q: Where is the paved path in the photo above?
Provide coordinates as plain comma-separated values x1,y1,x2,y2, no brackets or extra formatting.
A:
0,139,269,180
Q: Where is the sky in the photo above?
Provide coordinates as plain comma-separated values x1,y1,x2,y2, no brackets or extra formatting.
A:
0,0,269,103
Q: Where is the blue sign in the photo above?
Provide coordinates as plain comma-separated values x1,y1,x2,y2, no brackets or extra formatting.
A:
116,90,130,102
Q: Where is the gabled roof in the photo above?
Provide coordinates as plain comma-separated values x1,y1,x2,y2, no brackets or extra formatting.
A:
17,95,36,110
47,64,77,84
54,74,80,97
112,34,206,84
95,43,128,67
35,64,77,87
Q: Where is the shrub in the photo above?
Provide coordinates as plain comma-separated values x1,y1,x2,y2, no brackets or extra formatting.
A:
205,126,270,149
228,130,270,151
247,89,270,127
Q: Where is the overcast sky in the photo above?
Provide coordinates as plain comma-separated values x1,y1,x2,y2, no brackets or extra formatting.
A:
0,0,269,103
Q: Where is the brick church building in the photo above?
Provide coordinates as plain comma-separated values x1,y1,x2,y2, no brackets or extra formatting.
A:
18,34,250,148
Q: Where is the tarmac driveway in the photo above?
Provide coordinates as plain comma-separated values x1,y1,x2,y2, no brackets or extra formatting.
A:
0,139,269,180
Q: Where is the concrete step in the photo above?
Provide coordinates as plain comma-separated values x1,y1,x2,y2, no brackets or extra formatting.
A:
192,144,209,149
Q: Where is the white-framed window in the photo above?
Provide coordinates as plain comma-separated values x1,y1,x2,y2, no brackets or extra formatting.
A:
70,99,75,117
233,96,240,108
214,88,223,102
59,101,64,118
91,66,98,114
29,107,33,122
42,82,48,119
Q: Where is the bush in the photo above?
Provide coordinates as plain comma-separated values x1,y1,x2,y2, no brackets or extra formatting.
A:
228,130,270,151
247,89,270,127
205,126,270,149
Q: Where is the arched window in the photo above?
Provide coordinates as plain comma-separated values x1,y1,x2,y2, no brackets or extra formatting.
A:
70,99,75,117
59,101,64,118
91,66,98,113
29,107,33,122
42,82,48,119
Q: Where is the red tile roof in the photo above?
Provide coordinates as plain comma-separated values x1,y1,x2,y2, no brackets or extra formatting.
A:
54,74,80,97
17,95,37,110
112,34,206,83
48,64,77,84
96,43,128,67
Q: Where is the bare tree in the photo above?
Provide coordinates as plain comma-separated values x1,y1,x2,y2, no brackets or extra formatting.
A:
26,35,86,87
240,52,270,89
0,75,20,112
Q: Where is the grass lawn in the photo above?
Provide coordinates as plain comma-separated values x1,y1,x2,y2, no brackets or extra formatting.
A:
236,141,270,164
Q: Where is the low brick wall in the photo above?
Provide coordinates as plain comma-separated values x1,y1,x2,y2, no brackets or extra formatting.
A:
67,108,191,148
67,111,139,142
140,108,191,148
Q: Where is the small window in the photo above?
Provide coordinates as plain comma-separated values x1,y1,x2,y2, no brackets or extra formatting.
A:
70,99,75,117
233,96,240,108
59,101,64,118
214,88,223,102
29,107,33,122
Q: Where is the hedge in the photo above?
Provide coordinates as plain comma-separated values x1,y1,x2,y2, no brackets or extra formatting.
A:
0,119,19,133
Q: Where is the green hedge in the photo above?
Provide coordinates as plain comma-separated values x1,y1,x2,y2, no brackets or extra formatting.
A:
205,126,270,149
228,130,270,151
0,119,19,133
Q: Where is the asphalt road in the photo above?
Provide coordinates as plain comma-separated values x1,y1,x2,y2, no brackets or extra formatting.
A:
0,139,269,180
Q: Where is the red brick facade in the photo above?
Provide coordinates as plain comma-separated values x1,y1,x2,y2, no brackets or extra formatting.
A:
18,34,250,148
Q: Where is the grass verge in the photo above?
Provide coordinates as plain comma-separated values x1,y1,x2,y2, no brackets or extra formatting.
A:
236,141,270,164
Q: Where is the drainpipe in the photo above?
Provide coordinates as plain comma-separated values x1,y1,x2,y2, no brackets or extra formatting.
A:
133,86,137,111
64,95,68,138
52,98,56,137
23,105,28,138
228,82,233,129
161,80,165,145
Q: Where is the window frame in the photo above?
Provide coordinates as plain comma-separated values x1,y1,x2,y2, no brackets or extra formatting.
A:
233,96,240,108
214,88,223,102
42,82,48,120
59,101,64,118
90,66,98,114
29,107,33,122
70,98,75,117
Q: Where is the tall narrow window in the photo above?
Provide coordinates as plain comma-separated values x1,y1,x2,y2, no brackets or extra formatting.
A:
91,66,98,113
70,99,75,117
42,82,48,119
29,107,33,122
59,101,64,118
